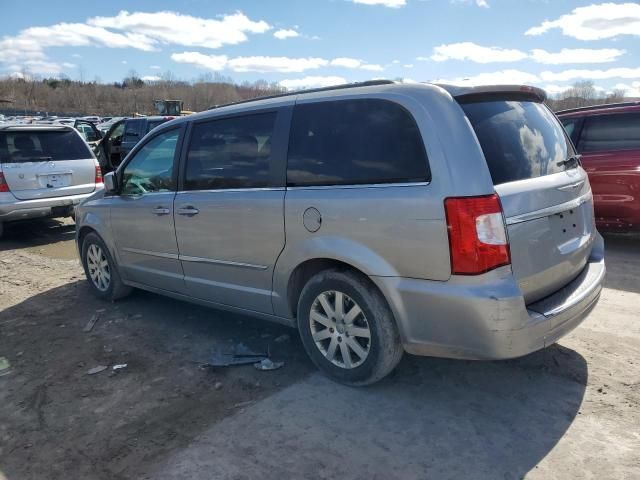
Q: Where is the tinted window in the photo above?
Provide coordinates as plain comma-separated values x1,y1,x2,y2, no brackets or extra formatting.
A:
579,113,640,153
121,129,179,195
0,130,93,163
147,119,168,133
461,101,573,185
287,99,429,186
185,112,277,190
124,120,143,140
560,117,582,145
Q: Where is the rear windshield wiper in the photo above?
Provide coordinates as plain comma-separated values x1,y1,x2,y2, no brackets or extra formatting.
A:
557,154,582,170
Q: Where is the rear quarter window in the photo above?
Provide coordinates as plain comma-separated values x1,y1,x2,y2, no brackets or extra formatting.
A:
0,130,93,163
579,113,640,153
461,100,573,185
287,98,430,186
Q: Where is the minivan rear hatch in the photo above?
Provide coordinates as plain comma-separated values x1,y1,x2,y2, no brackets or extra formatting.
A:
0,127,96,200
458,89,595,304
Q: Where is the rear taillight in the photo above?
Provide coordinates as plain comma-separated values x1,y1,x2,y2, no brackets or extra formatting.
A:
94,162,103,185
0,172,9,193
444,194,511,275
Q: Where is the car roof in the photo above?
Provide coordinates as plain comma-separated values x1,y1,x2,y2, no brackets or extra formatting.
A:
163,80,547,129
0,124,75,132
556,101,640,117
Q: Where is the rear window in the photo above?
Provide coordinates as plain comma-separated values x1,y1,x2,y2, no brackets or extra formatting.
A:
461,100,573,185
146,119,167,133
287,99,430,186
579,113,640,153
0,130,93,163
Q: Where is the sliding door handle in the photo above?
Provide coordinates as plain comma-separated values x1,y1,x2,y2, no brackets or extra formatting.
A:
153,206,170,216
177,206,199,216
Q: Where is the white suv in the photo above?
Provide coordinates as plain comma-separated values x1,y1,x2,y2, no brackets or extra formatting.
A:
0,124,103,237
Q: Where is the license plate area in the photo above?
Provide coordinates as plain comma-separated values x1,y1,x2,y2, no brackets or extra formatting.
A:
39,173,71,188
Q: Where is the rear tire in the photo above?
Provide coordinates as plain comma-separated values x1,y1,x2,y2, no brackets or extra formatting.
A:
297,269,403,386
81,232,131,301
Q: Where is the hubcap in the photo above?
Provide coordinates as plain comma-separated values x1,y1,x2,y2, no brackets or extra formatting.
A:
86,244,111,292
309,290,371,369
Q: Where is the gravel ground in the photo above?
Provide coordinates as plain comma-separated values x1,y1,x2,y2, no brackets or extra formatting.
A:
0,218,639,479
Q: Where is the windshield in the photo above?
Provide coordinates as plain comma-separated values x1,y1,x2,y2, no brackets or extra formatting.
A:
461,100,575,185
0,130,93,163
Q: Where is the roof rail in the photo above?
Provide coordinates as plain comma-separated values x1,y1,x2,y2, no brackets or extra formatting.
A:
556,100,640,115
208,79,396,110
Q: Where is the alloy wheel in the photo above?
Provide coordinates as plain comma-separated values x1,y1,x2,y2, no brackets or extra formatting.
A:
86,244,111,292
309,290,371,369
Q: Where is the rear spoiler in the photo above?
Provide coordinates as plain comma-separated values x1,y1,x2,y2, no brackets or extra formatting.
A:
435,84,547,104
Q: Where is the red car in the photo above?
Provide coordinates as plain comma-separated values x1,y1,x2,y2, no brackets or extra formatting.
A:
558,102,640,232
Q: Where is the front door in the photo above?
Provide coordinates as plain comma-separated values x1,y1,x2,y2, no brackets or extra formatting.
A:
174,109,289,314
110,126,184,292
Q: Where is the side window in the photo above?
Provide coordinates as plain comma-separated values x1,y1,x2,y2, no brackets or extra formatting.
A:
184,112,277,190
580,113,640,153
287,99,430,187
124,120,142,142
560,117,582,146
120,129,179,195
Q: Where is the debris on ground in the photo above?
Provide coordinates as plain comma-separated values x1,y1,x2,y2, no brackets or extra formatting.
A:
83,312,101,332
112,364,128,371
214,382,223,390
274,334,290,343
208,342,268,367
87,365,108,375
254,358,285,371
0,356,11,376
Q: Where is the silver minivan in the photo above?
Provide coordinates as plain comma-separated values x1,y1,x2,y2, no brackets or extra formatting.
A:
75,81,605,385
0,124,103,237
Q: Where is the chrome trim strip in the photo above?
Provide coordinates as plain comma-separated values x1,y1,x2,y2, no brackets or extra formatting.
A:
179,255,268,270
557,180,585,191
286,181,429,191
506,191,592,226
122,248,179,260
176,187,285,194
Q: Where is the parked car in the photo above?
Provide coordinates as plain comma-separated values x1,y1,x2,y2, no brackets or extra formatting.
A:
557,102,640,231
0,124,103,237
94,116,175,172
75,81,605,385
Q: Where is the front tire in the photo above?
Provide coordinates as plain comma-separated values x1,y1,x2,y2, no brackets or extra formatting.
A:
297,269,403,386
81,232,131,301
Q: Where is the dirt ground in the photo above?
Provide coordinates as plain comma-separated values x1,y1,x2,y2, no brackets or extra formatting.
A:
1,218,639,480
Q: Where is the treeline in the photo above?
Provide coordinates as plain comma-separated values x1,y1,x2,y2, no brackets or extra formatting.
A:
545,81,631,111
0,74,635,117
0,72,285,116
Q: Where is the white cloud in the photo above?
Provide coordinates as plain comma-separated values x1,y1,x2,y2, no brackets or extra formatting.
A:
330,57,384,71
121,60,127,64
543,84,575,95
476,0,489,6
141,75,161,82
228,56,328,73
530,48,625,65
71,53,82,58
526,2,640,40
452,0,490,7
274,28,299,40
352,0,406,7
434,69,541,85
280,76,347,90
150,65,161,70
0,10,271,74
403,64,414,68
613,81,640,97
88,11,270,48
540,67,640,82
171,52,383,73
431,42,527,63
171,52,228,71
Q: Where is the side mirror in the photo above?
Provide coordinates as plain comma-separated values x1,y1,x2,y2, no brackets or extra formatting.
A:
104,172,118,194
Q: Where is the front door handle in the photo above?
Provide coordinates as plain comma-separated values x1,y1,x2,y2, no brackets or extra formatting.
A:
153,206,170,216
177,206,199,217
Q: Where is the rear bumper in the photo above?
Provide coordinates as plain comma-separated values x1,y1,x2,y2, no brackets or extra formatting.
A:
372,233,605,360
0,188,101,222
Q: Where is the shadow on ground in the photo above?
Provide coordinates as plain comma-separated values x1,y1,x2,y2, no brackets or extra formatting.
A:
602,232,640,294
0,217,76,258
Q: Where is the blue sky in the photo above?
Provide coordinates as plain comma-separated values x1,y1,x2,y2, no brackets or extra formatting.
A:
1,1,639,96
